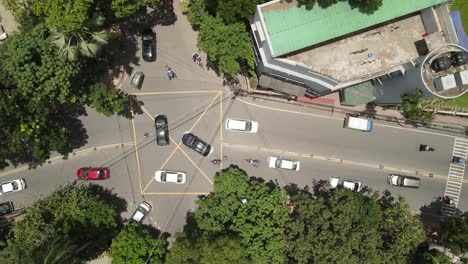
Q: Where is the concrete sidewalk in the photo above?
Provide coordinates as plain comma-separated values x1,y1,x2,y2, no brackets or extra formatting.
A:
0,3,19,37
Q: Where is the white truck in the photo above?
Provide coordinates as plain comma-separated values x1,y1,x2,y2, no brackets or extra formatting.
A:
343,114,373,132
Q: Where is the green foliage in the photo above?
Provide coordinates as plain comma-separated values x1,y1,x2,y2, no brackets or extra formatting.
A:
285,188,382,264
413,247,452,264
110,222,167,264
111,0,160,19
399,90,435,123
297,0,317,10
378,195,426,263
166,232,249,264
441,212,468,255
28,0,94,31
285,187,425,264
2,24,83,104
195,167,288,263
348,0,383,14
215,0,265,24
50,14,109,61
197,16,254,79
0,185,118,262
87,83,129,116
187,0,209,26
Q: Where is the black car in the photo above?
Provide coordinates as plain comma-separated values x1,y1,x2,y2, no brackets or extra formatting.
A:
181,133,212,156
0,202,14,216
142,29,156,62
155,115,169,146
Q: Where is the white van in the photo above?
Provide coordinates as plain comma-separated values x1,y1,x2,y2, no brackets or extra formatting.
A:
225,118,258,133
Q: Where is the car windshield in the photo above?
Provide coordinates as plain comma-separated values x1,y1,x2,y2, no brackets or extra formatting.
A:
397,176,404,186
98,170,104,179
161,172,167,181
12,182,18,190
0,204,9,214
245,122,252,131
82,169,88,180
177,174,182,182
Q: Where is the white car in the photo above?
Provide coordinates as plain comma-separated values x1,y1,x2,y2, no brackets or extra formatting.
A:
268,156,300,171
130,201,152,223
225,118,258,133
155,170,186,184
0,179,26,195
329,178,362,192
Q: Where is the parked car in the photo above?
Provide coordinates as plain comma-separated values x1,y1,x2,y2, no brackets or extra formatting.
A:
0,202,14,216
77,167,110,180
0,179,26,195
451,51,468,67
431,56,452,72
267,156,300,171
155,170,186,184
155,115,169,146
387,174,420,188
330,178,362,192
142,29,156,62
130,201,152,223
130,71,145,89
181,133,212,156
225,118,258,133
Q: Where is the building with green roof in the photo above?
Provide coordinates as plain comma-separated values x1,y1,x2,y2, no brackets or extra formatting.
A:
250,0,452,102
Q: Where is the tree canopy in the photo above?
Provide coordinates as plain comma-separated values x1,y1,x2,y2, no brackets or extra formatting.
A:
0,23,129,168
194,167,289,263
284,187,425,264
197,16,254,79
166,232,249,264
441,212,468,255
0,185,118,263
109,222,167,264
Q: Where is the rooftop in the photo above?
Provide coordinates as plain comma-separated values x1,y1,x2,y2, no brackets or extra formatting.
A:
260,0,448,56
285,15,446,82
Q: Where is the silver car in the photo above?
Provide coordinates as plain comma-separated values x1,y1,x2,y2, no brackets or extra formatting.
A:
130,201,152,223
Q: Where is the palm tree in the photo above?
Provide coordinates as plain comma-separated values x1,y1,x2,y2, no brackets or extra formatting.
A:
50,13,109,61
29,235,88,264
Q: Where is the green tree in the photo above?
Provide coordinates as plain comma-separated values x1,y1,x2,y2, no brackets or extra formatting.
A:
28,0,94,31
284,187,382,264
111,0,160,19
109,222,167,264
187,0,209,26
197,16,254,79
87,83,129,116
413,247,452,264
0,185,118,263
215,0,266,24
399,90,435,123
378,194,426,263
195,167,288,263
348,0,383,14
10,186,118,254
441,212,468,255
297,0,317,10
166,232,249,264
50,14,109,61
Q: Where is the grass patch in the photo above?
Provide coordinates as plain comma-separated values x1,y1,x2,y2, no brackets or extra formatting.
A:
450,0,468,29
444,93,468,108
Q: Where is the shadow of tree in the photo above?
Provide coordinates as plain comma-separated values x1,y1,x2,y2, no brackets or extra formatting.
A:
183,211,203,240
118,95,144,118
57,105,89,156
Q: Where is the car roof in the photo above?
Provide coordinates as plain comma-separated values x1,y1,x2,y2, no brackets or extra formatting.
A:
280,159,295,169
165,171,181,182
1,182,14,192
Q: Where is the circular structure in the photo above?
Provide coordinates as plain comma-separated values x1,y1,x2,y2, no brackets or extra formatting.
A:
421,44,468,99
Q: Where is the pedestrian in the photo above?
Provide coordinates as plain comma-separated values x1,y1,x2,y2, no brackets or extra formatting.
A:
144,132,149,138
166,65,175,80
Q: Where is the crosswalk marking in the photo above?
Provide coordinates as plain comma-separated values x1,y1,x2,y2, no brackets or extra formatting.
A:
441,138,468,216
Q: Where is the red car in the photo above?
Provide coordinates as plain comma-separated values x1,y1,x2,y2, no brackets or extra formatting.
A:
77,167,110,180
